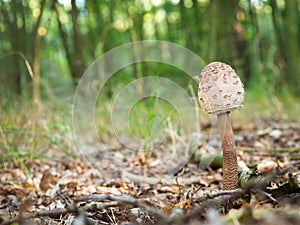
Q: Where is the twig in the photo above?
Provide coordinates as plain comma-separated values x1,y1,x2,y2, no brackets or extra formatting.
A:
35,207,70,217
122,170,208,186
73,193,168,223
73,193,137,204
255,189,277,204
238,147,300,153
203,188,244,199
0,51,34,79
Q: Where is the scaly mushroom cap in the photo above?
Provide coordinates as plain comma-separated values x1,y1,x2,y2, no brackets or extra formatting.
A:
198,62,244,114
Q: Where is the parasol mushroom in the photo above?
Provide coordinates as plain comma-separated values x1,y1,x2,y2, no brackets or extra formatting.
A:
198,62,245,190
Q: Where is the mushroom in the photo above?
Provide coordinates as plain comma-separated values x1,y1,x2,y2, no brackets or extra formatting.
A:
198,62,245,190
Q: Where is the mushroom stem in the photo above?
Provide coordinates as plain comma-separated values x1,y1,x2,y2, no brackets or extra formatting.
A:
217,112,238,190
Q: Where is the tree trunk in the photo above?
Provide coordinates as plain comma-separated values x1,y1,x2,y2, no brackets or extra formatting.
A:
54,0,86,86
208,0,239,63
71,0,85,83
282,0,299,94
31,0,46,101
270,0,300,95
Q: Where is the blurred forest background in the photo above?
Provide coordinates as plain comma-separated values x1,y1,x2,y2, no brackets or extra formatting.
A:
1,0,300,101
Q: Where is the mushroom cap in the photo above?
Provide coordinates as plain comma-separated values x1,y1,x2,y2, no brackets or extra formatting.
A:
198,62,245,114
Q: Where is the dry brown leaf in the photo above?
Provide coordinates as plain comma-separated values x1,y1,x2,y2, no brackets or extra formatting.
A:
39,170,59,192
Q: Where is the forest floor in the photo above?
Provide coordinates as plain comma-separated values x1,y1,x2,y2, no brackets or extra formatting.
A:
1,118,300,225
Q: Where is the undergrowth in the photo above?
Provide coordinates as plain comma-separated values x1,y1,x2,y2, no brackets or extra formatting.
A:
0,85,299,170
0,100,74,173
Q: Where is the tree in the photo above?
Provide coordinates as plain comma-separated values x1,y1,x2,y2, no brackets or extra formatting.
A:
207,0,240,64
53,0,85,84
0,0,46,100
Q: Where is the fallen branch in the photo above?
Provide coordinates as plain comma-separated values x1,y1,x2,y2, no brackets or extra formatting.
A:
122,170,208,186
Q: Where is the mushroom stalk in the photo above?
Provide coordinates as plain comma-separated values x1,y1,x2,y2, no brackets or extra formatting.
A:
217,112,238,190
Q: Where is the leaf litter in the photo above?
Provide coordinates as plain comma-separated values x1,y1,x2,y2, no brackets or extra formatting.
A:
0,120,300,225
